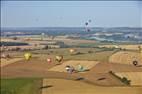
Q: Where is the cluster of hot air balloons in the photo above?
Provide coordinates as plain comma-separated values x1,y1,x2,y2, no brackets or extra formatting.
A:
46,55,63,64
23,48,77,63
85,19,92,32
24,52,63,64
65,64,88,73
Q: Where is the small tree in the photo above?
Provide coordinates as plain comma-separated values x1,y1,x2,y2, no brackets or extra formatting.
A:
121,77,131,85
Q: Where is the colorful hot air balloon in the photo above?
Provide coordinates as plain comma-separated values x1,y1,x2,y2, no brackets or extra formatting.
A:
69,49,75,54
55,55,63,63
24,53,32,60
47,58,52,63
77,64,84,72
132,60,138,66
65,65,75,74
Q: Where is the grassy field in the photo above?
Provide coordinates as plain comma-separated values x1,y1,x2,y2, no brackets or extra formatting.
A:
1,78,42,94
29,48,118,62
1,48,119,64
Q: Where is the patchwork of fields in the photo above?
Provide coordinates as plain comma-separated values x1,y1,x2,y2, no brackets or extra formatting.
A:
1,37,142,94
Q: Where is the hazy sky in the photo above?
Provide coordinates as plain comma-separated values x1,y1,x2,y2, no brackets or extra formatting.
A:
1,1,142,27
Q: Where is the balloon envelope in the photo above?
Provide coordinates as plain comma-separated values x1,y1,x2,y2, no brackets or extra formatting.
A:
133,61,138,66
88,19,91,23
55,55,63,62
47,58,52,63
69,49,75,53
85,22,88,25
24,53,32,60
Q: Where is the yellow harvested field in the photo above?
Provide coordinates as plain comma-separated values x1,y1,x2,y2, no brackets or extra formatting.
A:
42,79,142,94
109,51,142,65
1,38,20,42
115,72,142,86
49,60,99,73
99,44,142,50
0,58,23,67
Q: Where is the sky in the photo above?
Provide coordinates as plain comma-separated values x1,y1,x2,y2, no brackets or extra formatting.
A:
1,1,142,27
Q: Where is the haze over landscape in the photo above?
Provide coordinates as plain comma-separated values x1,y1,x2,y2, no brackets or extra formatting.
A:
1,1,142,94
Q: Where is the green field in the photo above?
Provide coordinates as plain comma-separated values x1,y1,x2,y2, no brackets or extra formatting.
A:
1,78,42,94
29,47,120,62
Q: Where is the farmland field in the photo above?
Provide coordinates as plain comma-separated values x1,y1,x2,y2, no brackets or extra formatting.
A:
1,33,142,94
1,78,42,94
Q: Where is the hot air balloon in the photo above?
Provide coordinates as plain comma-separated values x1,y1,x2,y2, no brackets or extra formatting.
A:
77,64,84,72
85,21,91,32
47,58,52,63
55,55,63,64
65,65,75,74
24,52,32,61
88,19,91,23
85,22,88,26
77,64,89,72
132,60,138,66
69,49,75,54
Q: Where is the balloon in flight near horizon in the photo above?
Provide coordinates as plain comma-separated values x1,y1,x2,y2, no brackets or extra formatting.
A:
85,22,89,26
85,22,88,32
88,19,91,23
85,20,91,32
